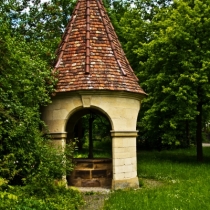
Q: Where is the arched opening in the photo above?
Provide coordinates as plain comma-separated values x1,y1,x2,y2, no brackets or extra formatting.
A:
65,107,113,187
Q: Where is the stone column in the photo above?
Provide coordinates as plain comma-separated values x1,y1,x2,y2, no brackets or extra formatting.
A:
111,131,139,190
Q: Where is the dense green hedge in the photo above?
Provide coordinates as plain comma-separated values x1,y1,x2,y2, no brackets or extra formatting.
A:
0,178,83,210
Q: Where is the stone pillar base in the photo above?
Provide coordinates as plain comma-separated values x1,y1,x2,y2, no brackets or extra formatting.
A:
112,177,139,190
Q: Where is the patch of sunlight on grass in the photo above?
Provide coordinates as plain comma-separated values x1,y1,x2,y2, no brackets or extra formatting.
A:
103,147,210,210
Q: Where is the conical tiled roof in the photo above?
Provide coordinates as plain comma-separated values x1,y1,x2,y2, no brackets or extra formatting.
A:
54,0,145,95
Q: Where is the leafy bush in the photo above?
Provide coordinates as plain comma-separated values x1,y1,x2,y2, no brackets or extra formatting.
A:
0,177,83,210
0,186,83,210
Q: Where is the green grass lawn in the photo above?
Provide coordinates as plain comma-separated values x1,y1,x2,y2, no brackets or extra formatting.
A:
74,139,112,158
103,147,210,210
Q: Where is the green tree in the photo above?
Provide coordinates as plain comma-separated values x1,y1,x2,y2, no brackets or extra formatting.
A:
0,19,57,182
119,0,173,70
134,0,210,161
0,0,76,184
1,0,76,65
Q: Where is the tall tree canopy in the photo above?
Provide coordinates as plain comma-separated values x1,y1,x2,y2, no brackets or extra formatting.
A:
0,0,76,184
121,0,210,160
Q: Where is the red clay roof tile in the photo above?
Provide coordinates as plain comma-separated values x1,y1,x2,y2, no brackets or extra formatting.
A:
54,0,145,95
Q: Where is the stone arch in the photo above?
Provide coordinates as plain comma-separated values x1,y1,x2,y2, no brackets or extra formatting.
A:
64,105,114,132
42,91,142,189
65,106,113,152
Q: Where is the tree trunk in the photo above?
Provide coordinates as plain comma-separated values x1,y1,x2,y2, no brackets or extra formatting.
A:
88,114,94,159
77,119,84,151
196,102,203,162
186,120,190,147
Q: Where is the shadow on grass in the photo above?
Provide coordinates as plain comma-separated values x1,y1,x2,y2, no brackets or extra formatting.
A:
137,146,210,165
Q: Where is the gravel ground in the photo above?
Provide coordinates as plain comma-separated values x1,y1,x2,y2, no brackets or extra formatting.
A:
76,178,165,209
77,187,111,210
